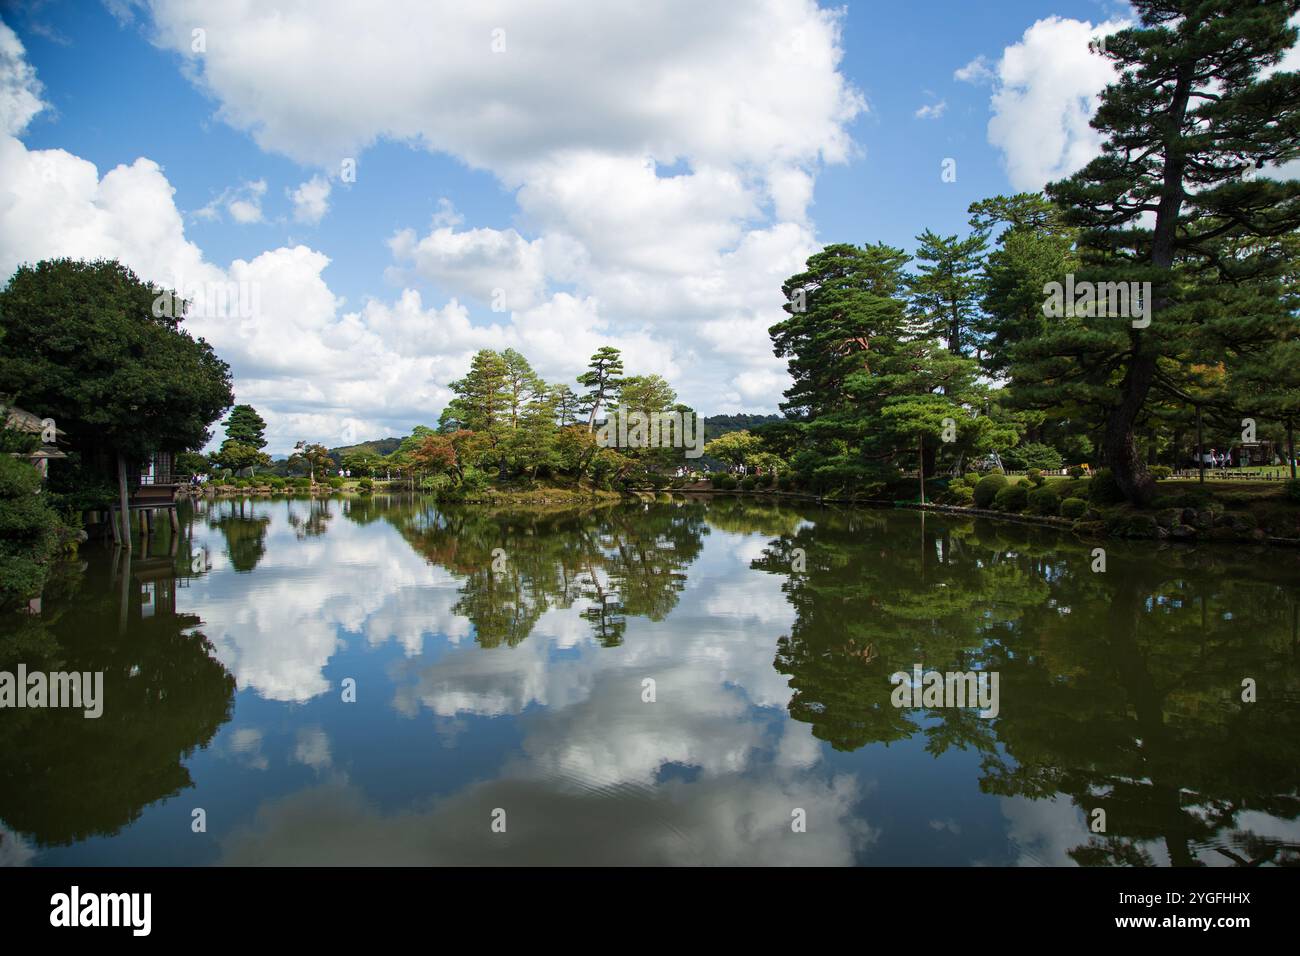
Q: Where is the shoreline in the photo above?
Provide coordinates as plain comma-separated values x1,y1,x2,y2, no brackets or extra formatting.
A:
177,482,1300,548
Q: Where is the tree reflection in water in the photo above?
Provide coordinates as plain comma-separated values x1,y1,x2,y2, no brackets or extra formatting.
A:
0,534,235,848
752,508,1300,866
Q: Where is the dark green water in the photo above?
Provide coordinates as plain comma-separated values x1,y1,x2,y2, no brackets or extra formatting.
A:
2,494,1298,866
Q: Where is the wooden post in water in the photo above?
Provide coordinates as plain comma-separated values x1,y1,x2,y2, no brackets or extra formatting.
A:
117,453,133,550
117,546,130,634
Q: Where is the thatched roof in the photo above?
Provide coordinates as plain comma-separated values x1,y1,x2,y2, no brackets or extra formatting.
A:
3,405,66,438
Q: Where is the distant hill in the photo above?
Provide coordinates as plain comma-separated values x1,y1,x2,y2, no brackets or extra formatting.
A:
703,413,782,438
327,437,403,464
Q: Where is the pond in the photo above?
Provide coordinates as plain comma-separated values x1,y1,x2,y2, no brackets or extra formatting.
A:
3,494,1298,866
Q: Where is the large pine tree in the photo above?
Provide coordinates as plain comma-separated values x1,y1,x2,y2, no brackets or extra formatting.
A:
1037,0,1300,504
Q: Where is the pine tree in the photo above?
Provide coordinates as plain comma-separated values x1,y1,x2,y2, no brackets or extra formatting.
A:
223,404,268,450
450,350,511,472
771,243,912,422
1036,0,1300,504
550,384,582,427
969,194,1078,377
501,348,544,429
908,228,988,357
1226,230,1300,476
578,346,624,430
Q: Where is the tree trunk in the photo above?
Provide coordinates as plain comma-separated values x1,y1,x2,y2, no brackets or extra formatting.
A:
1105,63,1191,506
918,434,926,504
1103,354,1158,505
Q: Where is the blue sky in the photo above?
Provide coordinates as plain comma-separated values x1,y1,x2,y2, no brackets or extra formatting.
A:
0,0,1166,452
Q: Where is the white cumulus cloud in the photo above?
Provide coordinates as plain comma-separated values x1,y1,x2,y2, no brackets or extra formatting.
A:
289,174,331,225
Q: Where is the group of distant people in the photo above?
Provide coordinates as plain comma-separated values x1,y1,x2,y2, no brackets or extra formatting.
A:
1195,448,1295,469
1196,449,1232,468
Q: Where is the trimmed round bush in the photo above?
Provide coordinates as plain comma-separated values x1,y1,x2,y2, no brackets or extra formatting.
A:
1149,465,1172,480
1088,468,1126,505
757,473,774,488
973,473,1008,509
1060,497,1088,520
1027,485,1059,516
947,484,975,506
359,477,374,490
777,475,796,492
713,474,738,490
1068,465,1086,479
740,476,758,491
964,473,980,487
992,483,1029,512
328,476,345,489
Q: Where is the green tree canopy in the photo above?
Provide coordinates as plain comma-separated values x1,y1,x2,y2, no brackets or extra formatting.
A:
0,259,234,481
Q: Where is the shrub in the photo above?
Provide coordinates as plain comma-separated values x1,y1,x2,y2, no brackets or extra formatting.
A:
992,483,1029,512
327,476,345,489
973,473,1008,509
0,456,68,611
757,472,774,488
458,467,491,496
1068,465,1086,479
1284,478,1300,502
947,484,974,506
1001,442,1064,471
1088,468,1126,505
1149,465,1172,480
778,475,796,492
964,473,981,487
266,476,285,489
712,474,738,490
1027,485,1059,516
359,477,373,490
740,476,758,491
1027,468,1045,486
1060,497,1088,520
293,476,312,488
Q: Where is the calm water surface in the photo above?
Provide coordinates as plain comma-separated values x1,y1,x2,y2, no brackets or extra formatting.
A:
3,494,1298,866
